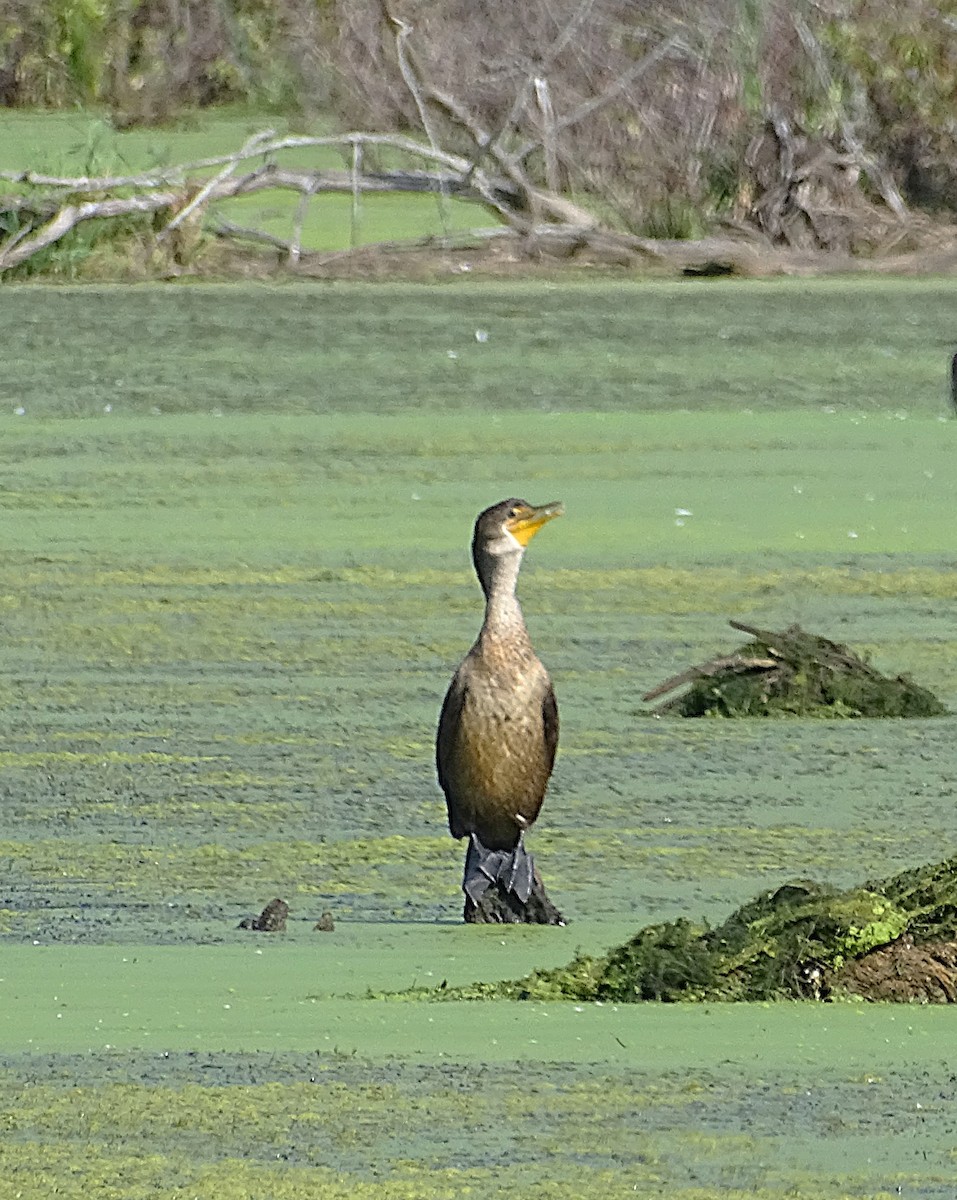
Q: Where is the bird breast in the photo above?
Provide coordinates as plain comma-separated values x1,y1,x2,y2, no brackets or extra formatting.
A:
444,651,553,849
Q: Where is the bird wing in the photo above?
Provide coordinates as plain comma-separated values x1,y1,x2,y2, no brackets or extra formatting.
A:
542,681,559,778
436,671,468,834
436,663,559,841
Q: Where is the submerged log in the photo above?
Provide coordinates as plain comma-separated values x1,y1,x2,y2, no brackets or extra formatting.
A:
644,621,947,719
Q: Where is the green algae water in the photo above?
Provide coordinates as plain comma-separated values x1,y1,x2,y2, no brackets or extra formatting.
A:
3,279,957,1197
3,941,957,1199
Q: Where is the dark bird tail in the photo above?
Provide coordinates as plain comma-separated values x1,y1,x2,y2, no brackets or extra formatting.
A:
463,833,534,905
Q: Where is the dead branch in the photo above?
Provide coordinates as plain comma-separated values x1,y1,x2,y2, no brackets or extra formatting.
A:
385,13,528,230
0,147,531,274
469,0,598,177
391,19,446,180
0,192,179,271
350,140,363,248
513,35,685,164
642,655,778,703
0,132,479,193
158,127,277,242
209,218,294,253
534,76,560,194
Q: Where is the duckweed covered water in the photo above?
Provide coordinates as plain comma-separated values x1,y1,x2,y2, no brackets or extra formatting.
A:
4,280,957,1197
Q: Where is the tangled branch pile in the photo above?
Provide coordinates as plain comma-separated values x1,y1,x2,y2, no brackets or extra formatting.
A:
1,1,956,277
644,621,947,719
0,128,526,277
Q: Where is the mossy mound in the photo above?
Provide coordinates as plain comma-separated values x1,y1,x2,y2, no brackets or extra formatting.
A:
643,621,947,718
429,855,957,1003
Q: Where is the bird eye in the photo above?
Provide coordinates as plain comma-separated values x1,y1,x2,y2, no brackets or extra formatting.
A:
507,505,520,518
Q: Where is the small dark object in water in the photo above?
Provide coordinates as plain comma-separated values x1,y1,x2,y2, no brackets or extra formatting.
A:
682,260,736,277
950,351,957,416
238,897,289,931
643,620,947,718
313,911,335,932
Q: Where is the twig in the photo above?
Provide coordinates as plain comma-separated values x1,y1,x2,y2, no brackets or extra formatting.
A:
157,128,276,242
642,656,777,703
390,16,451,235
209,218,293,253
0,219,37,258
513,35,683,163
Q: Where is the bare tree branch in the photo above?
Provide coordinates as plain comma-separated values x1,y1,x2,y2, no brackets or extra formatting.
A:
209,218,294,253
534,76,560,193
350,140,363,248
289,177,319,265
0,133,478,193
470,0,598,176
390,15,451,233
157,128,276,242
0,194,179,271
513,34,684,163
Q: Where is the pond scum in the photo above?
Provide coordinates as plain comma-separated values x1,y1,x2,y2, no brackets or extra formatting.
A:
400,853,957,1003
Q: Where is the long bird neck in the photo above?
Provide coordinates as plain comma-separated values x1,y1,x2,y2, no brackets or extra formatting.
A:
477,549,532,650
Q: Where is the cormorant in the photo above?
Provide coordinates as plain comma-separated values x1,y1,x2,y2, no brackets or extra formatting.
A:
436,498,563,911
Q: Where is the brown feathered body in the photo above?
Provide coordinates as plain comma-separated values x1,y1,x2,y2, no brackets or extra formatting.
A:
438,620,558,851
436,499,560,860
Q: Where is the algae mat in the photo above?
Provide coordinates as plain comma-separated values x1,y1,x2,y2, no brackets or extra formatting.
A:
3,941,957,1199
3,281,957,1196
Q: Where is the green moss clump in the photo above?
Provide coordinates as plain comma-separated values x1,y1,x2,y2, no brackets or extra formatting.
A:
575,883,908,1002
650,622,947,719
424,856,957,1003
870,857,957,944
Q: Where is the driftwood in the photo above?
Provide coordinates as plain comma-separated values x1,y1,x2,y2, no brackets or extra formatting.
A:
644,621,946,718
0,132,779,276
0,131,528,274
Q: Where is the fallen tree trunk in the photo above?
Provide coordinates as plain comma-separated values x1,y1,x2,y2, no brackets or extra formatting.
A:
0,135,779,277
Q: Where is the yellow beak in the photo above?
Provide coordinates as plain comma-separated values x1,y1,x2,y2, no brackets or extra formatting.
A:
507,501,564,547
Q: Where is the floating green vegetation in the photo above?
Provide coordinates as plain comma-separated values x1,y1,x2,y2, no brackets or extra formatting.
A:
0,835,458,898
415,854,957,1003
1,1047,941,1200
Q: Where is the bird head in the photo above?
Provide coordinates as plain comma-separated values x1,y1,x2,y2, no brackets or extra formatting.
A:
471,498,563,588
